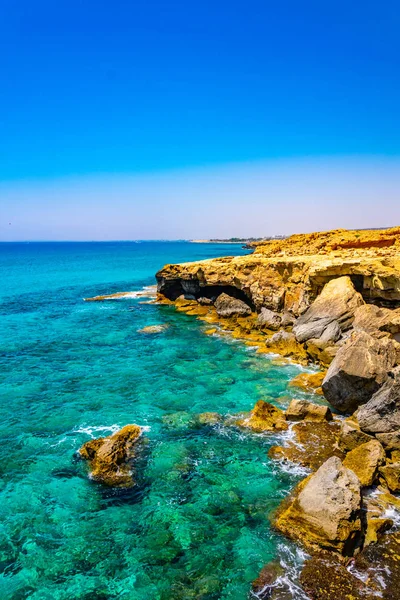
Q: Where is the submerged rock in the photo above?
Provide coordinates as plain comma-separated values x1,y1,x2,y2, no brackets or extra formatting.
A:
293,276,364,343
274,456,362,555
138,324,169,334
79,424,142,487
237,400,288,432
285,399,332,422
322,331,399,413
214,292,252,317
288,371,325,394
343,439,386,486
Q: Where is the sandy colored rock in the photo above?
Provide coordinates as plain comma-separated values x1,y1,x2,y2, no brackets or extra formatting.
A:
285,399,332,422
138,324,169,334
237,400,288,432
263,331,309,363
268,420,343,471
343,440,385,486
157,228,400,314
356,368,400,434
338,419,374,452
375,430,400,451
274,456,362,555
379,462,400,492
322,331,399,413
79,424,142,487
289,371,325,394
257,307,282,330
293,276,364,343
353,304,400,336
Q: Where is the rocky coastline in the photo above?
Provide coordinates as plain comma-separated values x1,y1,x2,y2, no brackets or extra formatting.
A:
153,227,400,598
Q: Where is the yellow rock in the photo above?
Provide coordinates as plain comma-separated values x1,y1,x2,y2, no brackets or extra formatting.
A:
204,328,217,335
237,400,288,432
289,371,326,394
343,440,386,486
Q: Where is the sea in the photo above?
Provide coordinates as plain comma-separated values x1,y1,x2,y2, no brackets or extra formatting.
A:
0,241,314,600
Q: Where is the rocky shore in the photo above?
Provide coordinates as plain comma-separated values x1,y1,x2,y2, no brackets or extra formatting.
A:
154,227,400,598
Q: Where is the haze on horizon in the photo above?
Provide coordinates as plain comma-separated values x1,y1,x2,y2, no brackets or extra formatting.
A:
1,1,399,241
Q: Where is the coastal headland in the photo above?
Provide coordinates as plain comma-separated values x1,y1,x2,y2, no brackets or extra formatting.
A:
154,227,400,598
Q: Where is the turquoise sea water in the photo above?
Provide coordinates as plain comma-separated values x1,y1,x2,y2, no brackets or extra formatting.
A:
0,242,313,600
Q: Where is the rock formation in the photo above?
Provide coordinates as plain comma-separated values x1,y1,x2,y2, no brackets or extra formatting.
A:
285,399,332,422
79,424,142,487
236,400,288,432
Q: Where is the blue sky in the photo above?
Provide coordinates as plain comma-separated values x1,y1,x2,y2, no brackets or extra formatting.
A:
1,0,399,239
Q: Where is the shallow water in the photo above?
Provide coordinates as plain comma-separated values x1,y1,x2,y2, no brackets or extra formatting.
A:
0,242,315,599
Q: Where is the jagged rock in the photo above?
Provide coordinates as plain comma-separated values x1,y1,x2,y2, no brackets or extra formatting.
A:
343,440,386,486
79,425,142,487
285,399,332,422
379,463,400,492
197,296,213,305
269,420,343,471
338,419,374,452
322,331,399,413
281,311,295,327
305,337,338,367
289,371,325,394
353,304,400,336
236,400,288,432
257,308,282,330
364,517,393,547
376,430,400,451
274,456,362,555
293,276,364,343
214,293,251,317
356,368,400,434
264,331,308,362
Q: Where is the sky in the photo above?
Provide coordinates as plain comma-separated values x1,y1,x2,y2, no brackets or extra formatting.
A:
1,0,399,240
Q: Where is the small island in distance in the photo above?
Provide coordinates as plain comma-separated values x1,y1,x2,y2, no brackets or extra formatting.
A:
191,235,287,244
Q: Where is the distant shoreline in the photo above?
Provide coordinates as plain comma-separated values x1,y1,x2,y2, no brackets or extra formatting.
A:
190,240,247,244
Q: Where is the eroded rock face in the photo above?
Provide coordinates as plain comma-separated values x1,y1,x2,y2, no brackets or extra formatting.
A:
379,463,400,492
274,456,362,555
79,425,142,487
356,368,400,434
293,276,364,343
338,419,374,452
237,400,288,432
214,293,252,317
353,304,400,337
285,399,332,422
322,331,399,413
343,440,386,487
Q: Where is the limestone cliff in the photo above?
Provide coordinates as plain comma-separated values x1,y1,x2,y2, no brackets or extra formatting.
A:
157,227,400,312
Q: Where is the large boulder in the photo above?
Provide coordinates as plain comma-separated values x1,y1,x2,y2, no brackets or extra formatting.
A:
322,331,399,413
356,368,400,434
214,293,251,317
353,304,400,336
79,425,142,487
379,463,400,492
236,400,288,432
293,276,364,343
338,418,374,452
274,456,362,555
285,399,332,422
343,439,386,486
257,307,282,330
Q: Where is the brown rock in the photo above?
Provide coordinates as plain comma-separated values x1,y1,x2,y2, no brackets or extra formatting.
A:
269,420,343,471
322,331,399,413
376,430,400,451
338,419,374,452
353,303,400,336
356,368,400,434
257,307,282,330
379,462,400,492
274,456,362,555
214,292,252,317
343,440,386,486
237,400,288,432
285,399,332,422
79,425,142,487
289,371,325,394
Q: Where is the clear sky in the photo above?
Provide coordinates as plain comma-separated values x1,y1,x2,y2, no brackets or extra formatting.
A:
1,0,399,240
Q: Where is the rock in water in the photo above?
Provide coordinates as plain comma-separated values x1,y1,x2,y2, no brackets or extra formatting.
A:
293,276,364,343
79,424,142,487
343,439,386,486
214,292,252,317
285,399,332,422
237,400,288,432
274,456,362,555
356,368,400,434
256,308,282,330
322,331,399,413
